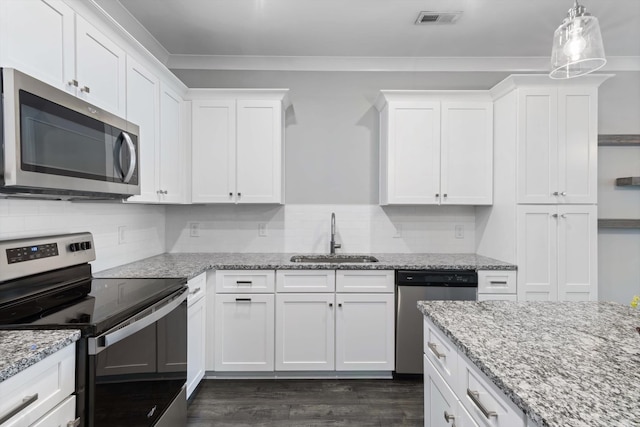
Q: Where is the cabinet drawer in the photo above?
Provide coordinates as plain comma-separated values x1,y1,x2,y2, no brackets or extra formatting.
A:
215,270,275,293
0,344,75,427
423,317,458,383
457,352,525,427
276,270,336,292
187,272,207,305
477,271,516,294
30,395,76,427
336,270,394,293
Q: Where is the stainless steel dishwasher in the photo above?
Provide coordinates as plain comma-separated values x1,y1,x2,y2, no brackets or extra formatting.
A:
395,270,477,375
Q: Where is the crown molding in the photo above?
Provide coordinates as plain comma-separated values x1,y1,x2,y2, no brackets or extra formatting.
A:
167,55,640,73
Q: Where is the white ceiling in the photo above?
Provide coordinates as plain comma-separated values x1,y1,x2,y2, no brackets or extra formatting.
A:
105,0,640,71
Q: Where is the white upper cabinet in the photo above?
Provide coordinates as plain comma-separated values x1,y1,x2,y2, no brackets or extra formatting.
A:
490,75,608,205
189,90,289,204
0,0,126,117
158,84,185,203
376,91,493,206
124,57,160,203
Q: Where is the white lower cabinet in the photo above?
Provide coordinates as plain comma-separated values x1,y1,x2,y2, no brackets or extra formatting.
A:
0,343,76,427
335,293,395,371
423,317,525,427
275,293,335,371
424,355,479,427
187,273,206,398
214,293,275,371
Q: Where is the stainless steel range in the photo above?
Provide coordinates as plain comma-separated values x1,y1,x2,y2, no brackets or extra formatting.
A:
0,232,188,427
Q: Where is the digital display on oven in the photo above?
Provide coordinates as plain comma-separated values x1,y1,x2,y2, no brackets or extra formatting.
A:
6,243,59,264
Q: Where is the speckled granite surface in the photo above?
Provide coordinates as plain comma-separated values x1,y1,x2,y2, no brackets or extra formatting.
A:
94,253,514,279
418,301,640,427
0,329,80,382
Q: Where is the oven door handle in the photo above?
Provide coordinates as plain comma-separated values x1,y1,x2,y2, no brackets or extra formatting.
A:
88,288,187,355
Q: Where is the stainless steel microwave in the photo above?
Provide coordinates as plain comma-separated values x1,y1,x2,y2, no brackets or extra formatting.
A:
1,68,140,200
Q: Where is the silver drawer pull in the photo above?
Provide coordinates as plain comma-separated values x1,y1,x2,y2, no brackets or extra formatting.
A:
235,298,252,302
428,342,446,359
0,394,38,424
236,280,253,285
444,410,455,423
489,281,508,285
467,389,498,419
189,287,202,295
68,417,81,427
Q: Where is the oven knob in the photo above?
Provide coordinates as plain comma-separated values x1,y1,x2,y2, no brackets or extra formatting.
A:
80,241,89,250
69,243,79,252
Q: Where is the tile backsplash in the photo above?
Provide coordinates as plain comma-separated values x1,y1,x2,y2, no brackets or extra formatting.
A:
166,204,476,254
0,199,166,272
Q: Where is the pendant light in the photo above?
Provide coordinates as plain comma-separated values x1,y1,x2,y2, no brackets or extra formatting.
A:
550,1,606,79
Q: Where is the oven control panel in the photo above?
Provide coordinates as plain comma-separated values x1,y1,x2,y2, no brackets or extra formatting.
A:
6,242,59,264
0,232,96,282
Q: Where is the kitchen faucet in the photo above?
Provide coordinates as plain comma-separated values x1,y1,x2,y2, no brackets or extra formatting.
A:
330,212,341,254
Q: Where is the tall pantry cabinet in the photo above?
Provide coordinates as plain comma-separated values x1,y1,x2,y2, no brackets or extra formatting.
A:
477,74,611,301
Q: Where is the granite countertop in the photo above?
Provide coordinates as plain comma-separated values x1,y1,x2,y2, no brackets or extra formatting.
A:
0,329,81,382
94,252,515,280
418,301,640,427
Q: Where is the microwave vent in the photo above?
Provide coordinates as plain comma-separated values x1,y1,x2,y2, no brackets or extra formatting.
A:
415,11,462,25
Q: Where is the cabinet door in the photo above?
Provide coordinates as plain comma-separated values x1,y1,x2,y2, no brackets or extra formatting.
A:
192,100,237,203
517,206,558,301
158,84,184,203
187,297,206,398
384,101,441,205
441,102,493,205
275,293,335,371
214,294,275,371
125,57,160,203
517,88,558,204
557,88,598,204
424,355,470,427
0,0,74,93
75,15,126,116
236,100,283,203
557,205,597,301
335,293,394,371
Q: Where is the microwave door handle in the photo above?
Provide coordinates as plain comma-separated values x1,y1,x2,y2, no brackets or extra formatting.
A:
88,289,186,355
120,132,137,184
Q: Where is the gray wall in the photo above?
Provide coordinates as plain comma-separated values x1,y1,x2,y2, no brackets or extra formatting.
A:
174,70,512,204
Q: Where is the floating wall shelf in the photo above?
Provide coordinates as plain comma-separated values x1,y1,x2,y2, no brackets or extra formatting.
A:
598,134,640,146
616,177,640,186
598,219,640,229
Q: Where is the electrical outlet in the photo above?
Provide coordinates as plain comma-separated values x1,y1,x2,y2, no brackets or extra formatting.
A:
455,225,464,239
189,222,200,237
393,224,403,238
118,226,126,245
258,223,268,237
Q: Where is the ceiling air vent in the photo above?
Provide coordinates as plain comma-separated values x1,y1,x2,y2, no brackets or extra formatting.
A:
415,11,462,25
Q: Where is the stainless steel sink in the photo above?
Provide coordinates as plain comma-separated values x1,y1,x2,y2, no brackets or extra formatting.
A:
290,254,379,263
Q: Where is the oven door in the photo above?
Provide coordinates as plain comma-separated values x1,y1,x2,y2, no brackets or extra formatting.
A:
87,288,187,427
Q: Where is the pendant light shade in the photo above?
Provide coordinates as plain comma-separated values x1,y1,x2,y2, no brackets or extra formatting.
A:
550,1,606,79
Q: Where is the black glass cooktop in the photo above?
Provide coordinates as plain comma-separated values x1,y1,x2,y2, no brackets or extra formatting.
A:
0,264,186,335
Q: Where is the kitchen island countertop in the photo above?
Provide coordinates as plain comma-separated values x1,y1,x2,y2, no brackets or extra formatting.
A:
94,252,514,280
418,300,640,427
0,329,81,382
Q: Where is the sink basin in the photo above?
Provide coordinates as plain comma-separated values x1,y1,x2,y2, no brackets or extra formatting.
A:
290,254,379,264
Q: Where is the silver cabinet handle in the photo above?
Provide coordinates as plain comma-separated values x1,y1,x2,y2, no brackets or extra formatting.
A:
560,214,567,219
188,287,202,295
236,280,253,285
157,190,168,195
443,193,448,198
551,213,558,218
0,394,38,424
560,191,567,196
467,389,498,419
80,86,90,93
489,281,508,285
235,298,251,302
329,303,333,307
121,132,137,184
68,79,78,87
552,191,559,196
444,410,455,423
427,342,446,359
435,193,440,198
67,418,81,427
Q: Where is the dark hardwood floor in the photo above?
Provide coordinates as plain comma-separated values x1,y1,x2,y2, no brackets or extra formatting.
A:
187,378,424,426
